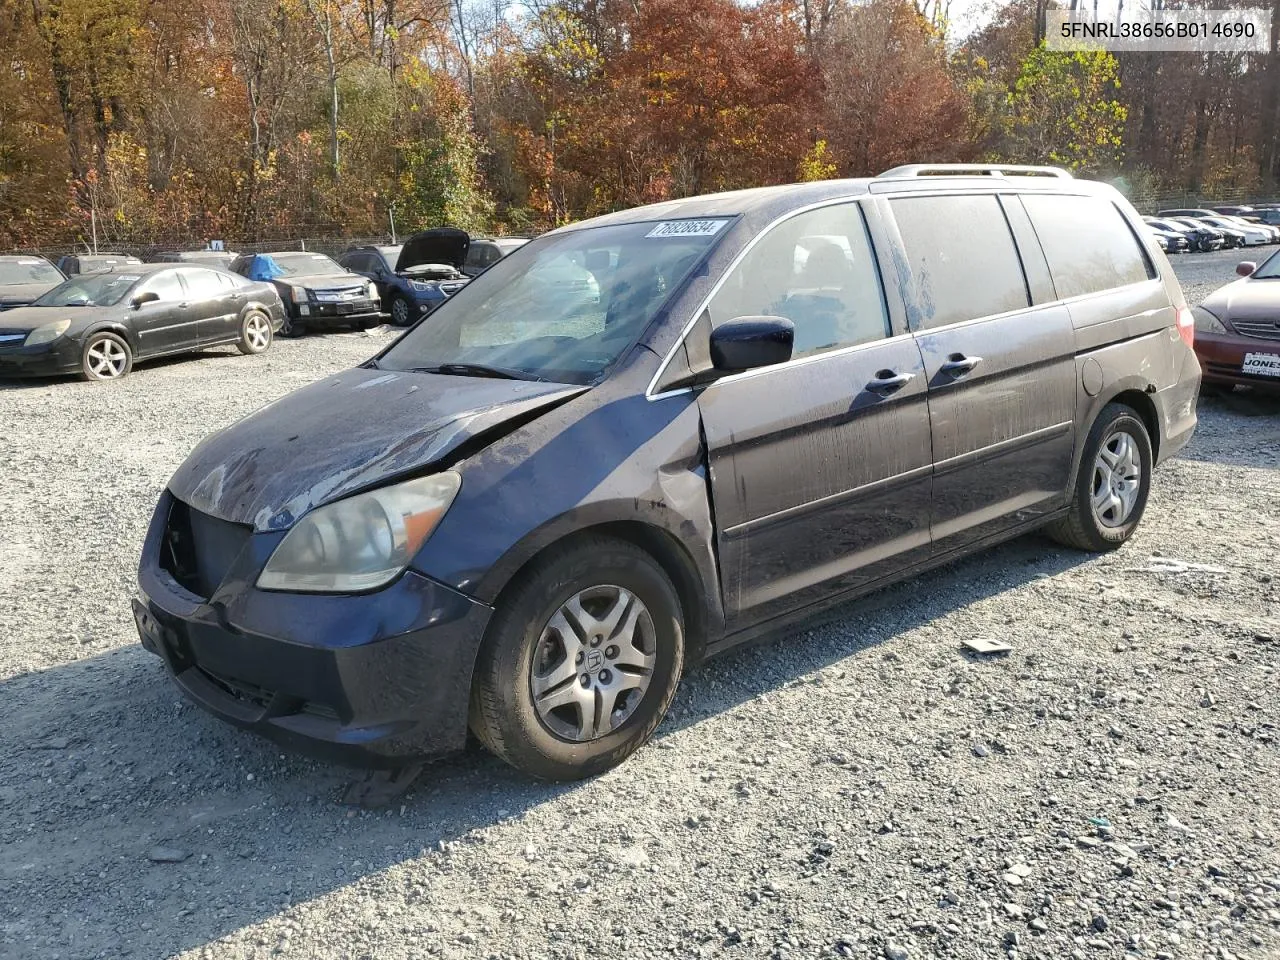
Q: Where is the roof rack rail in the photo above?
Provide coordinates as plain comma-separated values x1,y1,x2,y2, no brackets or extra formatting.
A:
877,163,1072,180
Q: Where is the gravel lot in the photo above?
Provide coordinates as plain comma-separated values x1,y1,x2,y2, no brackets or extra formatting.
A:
2,250,1278,960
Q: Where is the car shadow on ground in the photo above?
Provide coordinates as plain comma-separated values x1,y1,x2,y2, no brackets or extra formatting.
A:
1,533,1090,959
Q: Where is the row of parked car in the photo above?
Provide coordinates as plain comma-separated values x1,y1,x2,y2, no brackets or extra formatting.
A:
0,229,531,380
1143,204,1280,253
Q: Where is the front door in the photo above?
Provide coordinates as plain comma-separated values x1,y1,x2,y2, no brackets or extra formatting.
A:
885,192,1077,553
694,201,934,628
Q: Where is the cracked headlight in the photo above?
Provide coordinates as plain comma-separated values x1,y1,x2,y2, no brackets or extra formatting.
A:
257,472,461,593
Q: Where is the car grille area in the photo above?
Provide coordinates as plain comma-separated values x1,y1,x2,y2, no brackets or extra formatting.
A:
160,498,252,599
1232,319,1280,341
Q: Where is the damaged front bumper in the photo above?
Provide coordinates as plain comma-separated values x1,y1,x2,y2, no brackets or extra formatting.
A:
135,491,492,768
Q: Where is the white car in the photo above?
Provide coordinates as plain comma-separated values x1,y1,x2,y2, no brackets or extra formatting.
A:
1199,215,1273,246
1222,215,1280,243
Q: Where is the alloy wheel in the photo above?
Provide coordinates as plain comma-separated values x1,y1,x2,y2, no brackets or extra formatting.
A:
529,585,657,742
245,314,270,351
86,338,128,379
1091,430,1142,528
391,297,410,326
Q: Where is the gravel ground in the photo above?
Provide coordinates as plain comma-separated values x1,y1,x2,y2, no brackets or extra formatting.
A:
2,251,1278,960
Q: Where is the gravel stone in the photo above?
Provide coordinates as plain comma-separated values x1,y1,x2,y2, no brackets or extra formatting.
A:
3,255,1280,959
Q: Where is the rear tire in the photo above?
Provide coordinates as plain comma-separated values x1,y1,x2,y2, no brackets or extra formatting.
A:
236,311,273,355
80,331,133,381
469,536,685,781
1045,403,1152,552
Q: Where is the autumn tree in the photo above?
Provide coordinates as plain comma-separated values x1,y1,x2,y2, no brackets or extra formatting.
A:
818,0,973,175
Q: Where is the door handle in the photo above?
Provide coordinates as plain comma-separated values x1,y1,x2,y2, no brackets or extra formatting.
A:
939,353,983,378
865,370,914,396
178,301,190,308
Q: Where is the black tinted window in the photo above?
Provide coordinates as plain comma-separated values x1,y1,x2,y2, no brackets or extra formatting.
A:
1023,195,1154,300
890,194,1030,330
708,202,889,359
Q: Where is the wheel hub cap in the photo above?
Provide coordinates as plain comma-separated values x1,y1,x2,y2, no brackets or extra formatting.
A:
247,317,269,349
529,585,657,743
87,341,126,378
1091,430,1141,528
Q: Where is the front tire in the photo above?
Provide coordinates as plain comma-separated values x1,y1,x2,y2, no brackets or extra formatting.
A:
280,313,306,338
469,536,685,781
387,294,412,327
236,311,273,355
1045,403,1153,552
80,331,133,381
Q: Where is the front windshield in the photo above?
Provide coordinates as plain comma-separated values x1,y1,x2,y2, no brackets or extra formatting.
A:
377,218,732,385
33,273,140,307
0,259,62,285
266,253,343,277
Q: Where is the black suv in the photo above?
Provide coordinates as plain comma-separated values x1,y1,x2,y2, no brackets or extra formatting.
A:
229,251,380,336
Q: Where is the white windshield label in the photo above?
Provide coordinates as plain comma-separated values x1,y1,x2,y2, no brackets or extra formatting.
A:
18,259,41,265
645,219,729,239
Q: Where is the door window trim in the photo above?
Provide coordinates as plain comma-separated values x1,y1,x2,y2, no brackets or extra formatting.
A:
646,195,895,401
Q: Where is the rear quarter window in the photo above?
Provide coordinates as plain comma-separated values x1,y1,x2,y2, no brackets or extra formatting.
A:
889,194,1031,330
1021,194,1155,300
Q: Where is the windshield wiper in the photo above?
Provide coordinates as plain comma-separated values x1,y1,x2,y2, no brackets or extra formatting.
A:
410,362,543,381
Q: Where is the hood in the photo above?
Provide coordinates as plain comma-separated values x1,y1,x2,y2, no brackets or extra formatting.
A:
1201,277,1280,323
0,304,104,332
167,367,587,531
0,282,61,307
274,272,369,289
396,228,469,272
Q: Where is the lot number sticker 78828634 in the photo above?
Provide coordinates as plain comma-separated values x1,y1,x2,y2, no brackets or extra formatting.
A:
645,219,730,239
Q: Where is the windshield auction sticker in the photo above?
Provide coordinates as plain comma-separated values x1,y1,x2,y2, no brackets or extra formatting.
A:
646,219,730,239
1048,9,1270,52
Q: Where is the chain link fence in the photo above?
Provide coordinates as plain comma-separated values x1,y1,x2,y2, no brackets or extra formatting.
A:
0,236,400,262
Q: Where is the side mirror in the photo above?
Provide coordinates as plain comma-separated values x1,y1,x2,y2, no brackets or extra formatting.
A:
132,291,160,307
709,316,794,373
1237,261,1257,277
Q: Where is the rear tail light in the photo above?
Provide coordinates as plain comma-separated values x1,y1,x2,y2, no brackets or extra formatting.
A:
1176,306,1195,348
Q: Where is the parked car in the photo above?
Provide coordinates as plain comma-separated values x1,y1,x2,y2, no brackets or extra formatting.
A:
135,164,1199,780
338,231,470,327
1221,214,1280,241
1212,205,1255,216
151,250,239,268
1157,207,1221,219
1170,216,1247,249
229,251,380,336
463,237,531,278
1240,207,1280,227
0,255,66,310
1191,255,1280,392
1193,215,1273,246
1145,226,1190,254
56,253,143,276
0,264,284,381
1144,217,1224,252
